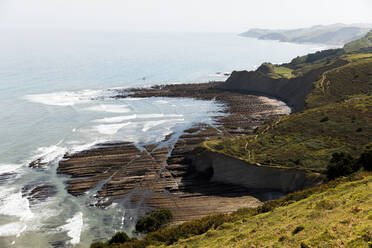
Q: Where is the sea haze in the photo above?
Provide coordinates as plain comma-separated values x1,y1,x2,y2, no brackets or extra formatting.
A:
0,29,324,247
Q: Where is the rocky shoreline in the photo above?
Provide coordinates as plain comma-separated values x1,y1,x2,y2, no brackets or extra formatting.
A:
36,82,293,223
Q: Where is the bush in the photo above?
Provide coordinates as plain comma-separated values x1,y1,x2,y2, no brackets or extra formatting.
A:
292,226,305,235
357,143,372,171
108,232,130,245
326,152,359,180
145,213,230,245
320,116,329,122
136,209,173,234
90,242,106,248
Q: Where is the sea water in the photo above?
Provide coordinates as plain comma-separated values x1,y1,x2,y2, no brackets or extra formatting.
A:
0,29,325,247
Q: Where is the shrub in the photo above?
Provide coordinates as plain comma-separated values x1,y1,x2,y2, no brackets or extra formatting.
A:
300,242,311,248
320,116,329,122
292,226,305,235
326,152,358,180
357,143,372,171
108,232,130,245
90,242,106,248
136,209,173,233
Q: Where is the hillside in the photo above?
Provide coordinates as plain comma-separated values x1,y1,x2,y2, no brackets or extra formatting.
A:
344,30,372,53
240,23,371,45
211,53,372,172
158,173,372,248
92,172,372,248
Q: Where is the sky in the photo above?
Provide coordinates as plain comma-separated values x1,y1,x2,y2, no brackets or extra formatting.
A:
0,0,371,32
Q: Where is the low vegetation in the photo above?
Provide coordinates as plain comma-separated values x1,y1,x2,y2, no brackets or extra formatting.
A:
135,209,173,234
92,172,372,247
204,97,372,172
163,173,372,248
306,57,372,108
344,30,372,53
326,145,372,179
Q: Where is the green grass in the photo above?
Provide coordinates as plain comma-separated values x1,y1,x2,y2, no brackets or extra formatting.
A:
341,53,372,62
344,30,372,53
272,66,295,78
96,172,372,248
306,57,372,109
204,97,372,172
203,52,372,172
163,173,372,248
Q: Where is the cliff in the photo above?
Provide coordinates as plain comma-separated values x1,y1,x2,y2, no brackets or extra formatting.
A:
218,59,347,112
188,150,323,193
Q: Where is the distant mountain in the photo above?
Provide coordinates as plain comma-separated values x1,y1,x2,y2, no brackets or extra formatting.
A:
239,23,372,45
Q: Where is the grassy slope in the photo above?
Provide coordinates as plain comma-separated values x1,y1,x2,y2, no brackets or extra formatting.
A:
159,173,372,248
344,30,372,53
205,97,372,172
204,54,372,172
306,56,372,108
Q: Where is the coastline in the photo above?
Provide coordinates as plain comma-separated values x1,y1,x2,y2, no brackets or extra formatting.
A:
55,81,296,224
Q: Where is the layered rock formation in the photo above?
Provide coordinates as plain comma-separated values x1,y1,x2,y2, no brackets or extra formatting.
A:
56,82,294,223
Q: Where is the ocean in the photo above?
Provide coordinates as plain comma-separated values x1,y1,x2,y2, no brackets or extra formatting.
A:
0,29,324,247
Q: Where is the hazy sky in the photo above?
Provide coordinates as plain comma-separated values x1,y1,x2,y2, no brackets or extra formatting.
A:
1,0,371,32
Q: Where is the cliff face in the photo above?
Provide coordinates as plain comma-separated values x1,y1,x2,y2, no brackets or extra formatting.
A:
188,151,324,193
219,60,347,112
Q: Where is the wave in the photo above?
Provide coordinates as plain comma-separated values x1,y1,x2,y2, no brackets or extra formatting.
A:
92,114,184,123
154,100,169,104
0,187,34,221
0,163,24,175
0,186,33,237
23,89,105,106
0,222,27,237
85,104,131,113
59,212,84,245
93,122,132,135
92,114,138,123
142,119,184,132
30,144,68,166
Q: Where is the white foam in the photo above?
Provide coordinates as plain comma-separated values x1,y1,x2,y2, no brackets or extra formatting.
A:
0,163,23,175
0,222,27,237
30,144,68,166
92,114,138,123
70,141,100,154
0,188,33,221
85,104,131,113
93,122,132,135
154,100,169,104
142,119,184,132
92,114,183,123
60,212,83,245
24,89,103,106
139,114,183,119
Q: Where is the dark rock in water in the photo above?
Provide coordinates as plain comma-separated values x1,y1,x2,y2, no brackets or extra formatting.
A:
29,158,47,168
22,184,57,204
